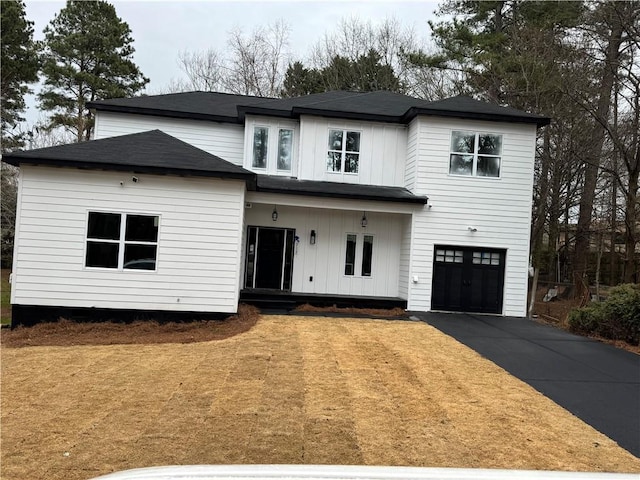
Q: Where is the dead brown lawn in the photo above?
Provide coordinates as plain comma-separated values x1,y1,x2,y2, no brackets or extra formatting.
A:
2,315,639,480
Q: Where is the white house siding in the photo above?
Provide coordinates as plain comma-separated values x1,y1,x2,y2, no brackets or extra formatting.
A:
298,116,407,186
242,115,301,176
398,216,412,300
94,111,245,165
407,117,537,316
242,198,413,298
11,166,246,313
404,118,419,191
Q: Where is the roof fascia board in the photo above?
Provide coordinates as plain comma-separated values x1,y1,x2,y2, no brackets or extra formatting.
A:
87,103,242,124
403,107,550,127
3,157,256,184
256,184,428,204
292,107,403,123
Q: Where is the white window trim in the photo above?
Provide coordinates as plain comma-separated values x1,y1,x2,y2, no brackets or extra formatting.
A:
251,125,270,171
343,232,374,278
83,210,161,272
276,127,294,173
327,128,362,175
449,130,503,179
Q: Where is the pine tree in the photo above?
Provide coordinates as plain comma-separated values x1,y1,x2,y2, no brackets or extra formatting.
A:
1,0,39,152
38,0,148,142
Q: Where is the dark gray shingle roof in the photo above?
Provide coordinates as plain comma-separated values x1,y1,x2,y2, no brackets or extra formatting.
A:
256,175,428,204
88,90,550,127
2,130,254,180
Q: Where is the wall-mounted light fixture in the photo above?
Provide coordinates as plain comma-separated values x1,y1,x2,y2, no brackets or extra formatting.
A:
467,226,477,232
361,212,368,228
310,230,316,245
272,206,278,221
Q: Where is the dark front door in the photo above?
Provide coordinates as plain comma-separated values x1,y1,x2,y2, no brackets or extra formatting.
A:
431,246,505,314
245,226,294,290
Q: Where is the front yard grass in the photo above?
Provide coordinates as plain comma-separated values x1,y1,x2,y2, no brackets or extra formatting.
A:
2,315,639,480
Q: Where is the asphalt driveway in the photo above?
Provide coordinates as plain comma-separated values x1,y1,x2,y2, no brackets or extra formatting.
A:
418,312,640,458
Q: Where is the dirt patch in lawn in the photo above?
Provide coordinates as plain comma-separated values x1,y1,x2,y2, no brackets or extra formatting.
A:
294,303,407,318
1,304,260,348
2,315,639,480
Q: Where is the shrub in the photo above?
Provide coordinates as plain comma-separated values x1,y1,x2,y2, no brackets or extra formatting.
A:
568,283,640,345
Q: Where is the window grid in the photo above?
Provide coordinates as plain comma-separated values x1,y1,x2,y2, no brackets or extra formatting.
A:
85,212,159,271
449,131,502,178
327,129,361,174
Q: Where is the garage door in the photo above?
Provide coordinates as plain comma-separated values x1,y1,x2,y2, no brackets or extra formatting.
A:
431,246,506,314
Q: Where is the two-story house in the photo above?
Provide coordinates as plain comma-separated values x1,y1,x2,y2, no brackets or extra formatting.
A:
4,91,549,325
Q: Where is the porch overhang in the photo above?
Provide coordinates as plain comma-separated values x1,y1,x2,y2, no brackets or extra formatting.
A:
255,175,428,205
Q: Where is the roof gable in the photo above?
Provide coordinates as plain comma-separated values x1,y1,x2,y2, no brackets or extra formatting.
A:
2,130,254,181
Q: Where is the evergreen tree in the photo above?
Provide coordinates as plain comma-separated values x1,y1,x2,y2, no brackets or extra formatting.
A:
38,0,148,142
1,0,39,152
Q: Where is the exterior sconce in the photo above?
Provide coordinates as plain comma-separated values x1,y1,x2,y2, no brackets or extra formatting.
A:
272,206,278,221
361,212,368,228
467,226,477,232
310,230,316,245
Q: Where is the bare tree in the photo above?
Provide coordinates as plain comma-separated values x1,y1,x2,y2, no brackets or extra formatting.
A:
167,20,291,97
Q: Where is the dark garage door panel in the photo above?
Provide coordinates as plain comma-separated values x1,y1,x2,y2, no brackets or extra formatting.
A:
431,246,506,314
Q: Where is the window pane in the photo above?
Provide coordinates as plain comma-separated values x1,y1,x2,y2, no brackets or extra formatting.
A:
327,151,342,172
477,156,501,177
361,235,373,276
345,234,356,276
450,131,475,153
450,154,473,175
124,244,157,270
277,129,293,171
346,131,360,152
478,134,502,155
252,127,268,168
345,153,359,173
125,215,158,242
87,212,120,240
86,241,119,268
328,130,343,150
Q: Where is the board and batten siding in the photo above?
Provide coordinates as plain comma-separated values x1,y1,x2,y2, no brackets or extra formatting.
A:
243,201,410,298
407,117,537,316
298,115,407,186
94,111,245,165
12,166,246,313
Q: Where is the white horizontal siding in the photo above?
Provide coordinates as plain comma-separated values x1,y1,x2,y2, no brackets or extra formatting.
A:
407,117,537,316
94,111,245,165
404,118,419,190
244,202,410,298
12,166,246,313
298,115,407,186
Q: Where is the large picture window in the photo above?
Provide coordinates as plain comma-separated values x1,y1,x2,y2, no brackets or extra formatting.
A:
86,212,159,270
327,129,360,173
449,131,502,177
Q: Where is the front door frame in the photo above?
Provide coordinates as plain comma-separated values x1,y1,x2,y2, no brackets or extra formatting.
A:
244,226,295,291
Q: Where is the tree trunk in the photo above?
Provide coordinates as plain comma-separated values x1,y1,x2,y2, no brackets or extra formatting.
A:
623,172,639,283
572,8,624,295
532,130,551,272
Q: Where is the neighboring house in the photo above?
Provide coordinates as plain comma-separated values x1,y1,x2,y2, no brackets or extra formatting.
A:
3,91,549,325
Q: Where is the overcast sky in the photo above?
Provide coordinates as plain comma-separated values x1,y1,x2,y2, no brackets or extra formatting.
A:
23,0,441,126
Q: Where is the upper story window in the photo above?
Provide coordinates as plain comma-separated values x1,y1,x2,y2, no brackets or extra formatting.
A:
252,126,269,169
327,129,360,174
277,129,293,171
85,212,159,271
250,125,293,174
449,131,502,177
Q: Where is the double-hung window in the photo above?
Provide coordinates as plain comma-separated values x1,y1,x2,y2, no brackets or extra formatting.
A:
449,131,502,177
327,129,360,173
344,233,373,277
85,212,159,270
